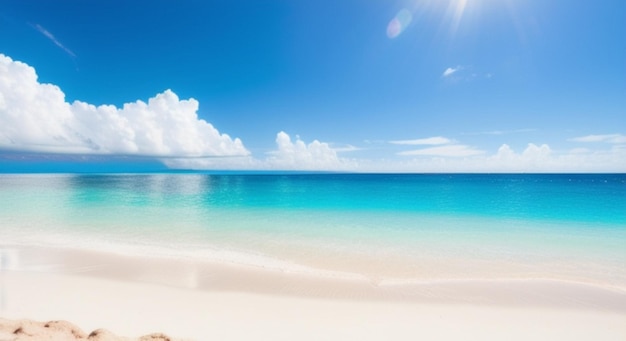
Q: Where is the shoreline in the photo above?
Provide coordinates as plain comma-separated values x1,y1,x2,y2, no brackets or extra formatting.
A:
2,273,626,340
1,245,626,340
2,245,626,309
0,246,626,341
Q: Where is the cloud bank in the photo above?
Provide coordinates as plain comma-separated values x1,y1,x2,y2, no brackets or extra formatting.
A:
380,134,625,172
367,142,626,173
163,131,356,171
166,132,626,173
1,54,623,172
0,54,248,157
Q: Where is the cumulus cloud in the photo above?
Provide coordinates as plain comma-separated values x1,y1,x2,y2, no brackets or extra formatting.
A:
390,136,453,145
266,132,354,170
378,133,625,172
478,143,623,172
366,143,626,173
0,54,248,157
489,143,552,171
569,134,626,144
164,131,356,171
161,136,626,172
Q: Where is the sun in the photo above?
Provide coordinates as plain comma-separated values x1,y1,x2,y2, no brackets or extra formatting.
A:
399,0,476,37
440,0,505,36
388,0,515,40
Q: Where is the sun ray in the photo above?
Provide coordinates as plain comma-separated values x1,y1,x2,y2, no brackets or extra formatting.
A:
449,0,469,36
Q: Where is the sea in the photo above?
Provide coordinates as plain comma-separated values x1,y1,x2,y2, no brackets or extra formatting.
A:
1,173,625,287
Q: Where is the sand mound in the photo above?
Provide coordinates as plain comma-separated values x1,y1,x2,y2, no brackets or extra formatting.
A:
0,318,177,341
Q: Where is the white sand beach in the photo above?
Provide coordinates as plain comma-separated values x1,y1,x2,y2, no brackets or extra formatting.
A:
1,246,625,341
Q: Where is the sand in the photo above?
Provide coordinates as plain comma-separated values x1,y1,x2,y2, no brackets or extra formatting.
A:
1,246,625,340
0,318,175,341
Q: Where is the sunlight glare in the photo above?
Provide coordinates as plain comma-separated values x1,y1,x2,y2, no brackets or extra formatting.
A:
449,0,469,35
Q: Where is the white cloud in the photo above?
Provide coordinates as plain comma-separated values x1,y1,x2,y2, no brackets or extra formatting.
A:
464,128,536,136
442,66,461,77
2,53,623,173
398,144,484,157
0,54,248,157
569,134,626,144
171,131,626,172
162,155,258,170
489,143,552,171
162,137,626,172
482,143,623,172
441,66,493,81
365,143,626,173
393,136,483,158
34,24,76,57
385,134,625,171
164,131,356,171
331,144,360,153
390,136,453,145
266,131,353,170
569,148,590,154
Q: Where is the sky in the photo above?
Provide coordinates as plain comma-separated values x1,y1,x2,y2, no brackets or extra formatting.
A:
0,0,625,172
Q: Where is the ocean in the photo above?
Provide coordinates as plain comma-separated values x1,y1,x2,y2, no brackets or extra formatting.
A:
1,173,625,287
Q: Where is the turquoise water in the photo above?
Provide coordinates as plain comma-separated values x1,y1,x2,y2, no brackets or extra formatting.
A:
1,173,625,286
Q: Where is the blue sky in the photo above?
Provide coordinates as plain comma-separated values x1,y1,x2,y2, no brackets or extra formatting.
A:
0,0,625,172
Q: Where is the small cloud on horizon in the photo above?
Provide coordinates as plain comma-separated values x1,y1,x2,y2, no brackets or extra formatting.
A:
392,136,483,158
398,144,485,157
331,144,361,153
569,134,626,144
390,136,454,145
265,132,349,170
463,128,537,136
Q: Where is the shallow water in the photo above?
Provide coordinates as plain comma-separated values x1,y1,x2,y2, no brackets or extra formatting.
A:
1,173,625,286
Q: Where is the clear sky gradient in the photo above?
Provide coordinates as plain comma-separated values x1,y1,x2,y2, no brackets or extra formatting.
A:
1,0,625,172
